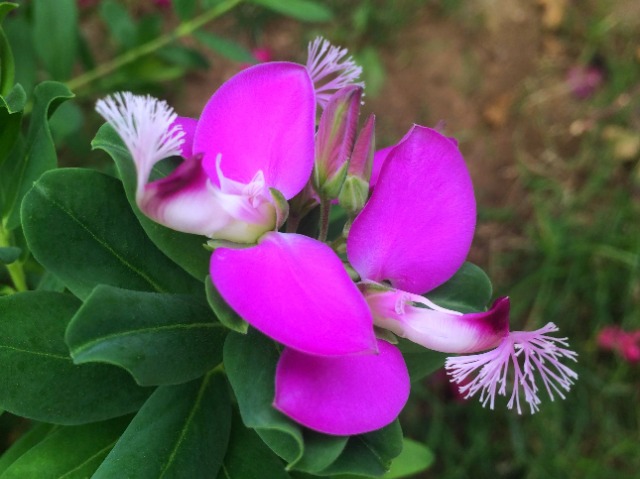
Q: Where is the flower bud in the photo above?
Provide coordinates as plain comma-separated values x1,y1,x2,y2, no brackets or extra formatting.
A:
349,114,375,181
338,175,369,215
313,86,362,199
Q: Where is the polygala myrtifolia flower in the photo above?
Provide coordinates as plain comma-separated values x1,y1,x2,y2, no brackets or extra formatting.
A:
95,37,577,437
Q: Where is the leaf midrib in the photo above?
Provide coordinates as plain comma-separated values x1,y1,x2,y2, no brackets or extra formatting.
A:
34,183,167,294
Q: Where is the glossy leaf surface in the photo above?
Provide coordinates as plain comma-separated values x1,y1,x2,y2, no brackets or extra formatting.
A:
94,372,230,479
0,292,152,424
66,285,226,386
22,168,202,299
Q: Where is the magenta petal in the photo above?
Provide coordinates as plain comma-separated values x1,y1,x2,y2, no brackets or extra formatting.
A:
368,292,511,353
173,117,197,158
369,145,393,188
348,126,476,293
210,232,377,356
140,154,230,236
274,340,410,435
194,62,315,199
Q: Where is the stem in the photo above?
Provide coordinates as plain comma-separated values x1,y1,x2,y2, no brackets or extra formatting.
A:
0,225,27,293
318,197,331,242
65,0,243,92
286,215,301,234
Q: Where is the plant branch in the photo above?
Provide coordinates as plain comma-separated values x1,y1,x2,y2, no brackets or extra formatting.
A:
65,0,243,93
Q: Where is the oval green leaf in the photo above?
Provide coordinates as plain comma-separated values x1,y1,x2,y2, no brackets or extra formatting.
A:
425,262,493,313
0,417,130,479
217,411,290,479
322,420,403,478
92,123,211,281
383,438,434,479
32,0,78,80
93,372,230,479
21,168,202,300
66,285,227,386
223,330,304,464
205,275,248,334
397,339,447,383
0,423,55,476
2,81,73,229
0,291,152,424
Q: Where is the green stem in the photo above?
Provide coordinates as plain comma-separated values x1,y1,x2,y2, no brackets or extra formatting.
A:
318,197,331,243
286,215,301,234
0,225,27,293
65,0,243,93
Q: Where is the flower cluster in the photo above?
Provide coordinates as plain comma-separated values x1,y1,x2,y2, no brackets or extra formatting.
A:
96,38,578,436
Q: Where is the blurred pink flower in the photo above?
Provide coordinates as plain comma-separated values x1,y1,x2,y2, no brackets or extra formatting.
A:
566,65,604,99
598,326,640,363
252,47,272,63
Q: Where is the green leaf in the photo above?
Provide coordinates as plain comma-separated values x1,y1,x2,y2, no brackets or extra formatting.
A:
21,168,202,300
205,275,248,334
92,123,211,281
0,83,25,163
224,331,351,473
217,411,290,479
32,0,78,80
224,330,304,464
0,245,19,264
1,81,74,230
0,3,17,24
66,285,227,386
291,432,348,474
323,420,403,478
194,31,256,63
172,0,198,20
99,0,136,50
94,372,230,478
2,16,37,96
425,262,493,313
157,45,210,70
383,439,434,478
397,339,447,383
249,0,333,22
0,291,152,424
0,423,55,476
0,3,18,96
49,101,84,143
0,417,130,479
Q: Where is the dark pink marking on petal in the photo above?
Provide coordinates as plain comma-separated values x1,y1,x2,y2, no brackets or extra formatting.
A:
210,232,377,356
194,62,315,199
274,340,410,436
348,125,476,294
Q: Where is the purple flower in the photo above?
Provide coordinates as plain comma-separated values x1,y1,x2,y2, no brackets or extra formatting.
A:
566,65,604,99
95,38,577,437
96,62,316,243
349,128,577,416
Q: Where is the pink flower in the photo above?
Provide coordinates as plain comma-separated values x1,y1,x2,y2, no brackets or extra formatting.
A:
96,38,576,436
598,326,640,363
345,127,577,416
566,65,604,99
96,62,315,243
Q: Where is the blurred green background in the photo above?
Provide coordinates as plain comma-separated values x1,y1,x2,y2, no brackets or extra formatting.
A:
1,0,639,477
